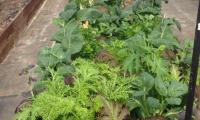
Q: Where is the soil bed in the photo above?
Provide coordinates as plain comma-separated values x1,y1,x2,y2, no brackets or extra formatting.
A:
0,0,31,34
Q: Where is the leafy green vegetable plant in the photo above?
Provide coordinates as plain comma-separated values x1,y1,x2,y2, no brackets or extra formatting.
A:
15,0,192,120
128,72,188,119
16,59,134,120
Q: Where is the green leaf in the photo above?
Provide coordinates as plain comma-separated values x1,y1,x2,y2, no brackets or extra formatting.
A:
123,54,135,73
57,65,75,76
148,25,180,50
52,28,64,43
53,18,65,27
125,33,146,51
62,20,84,54
167,81,188,97
145,54,169,77
155,78,168,96
38,48,58,67
132,0,162,15
147,97,160,108
76,8,103,21
170,64,181,81
33,81,48,95
33,93,75,120
165,97,182,105
38,44,69,67
133,91,146,97
172,19,182,31
140,72,155,91
127,99,141,110
59,1,78,22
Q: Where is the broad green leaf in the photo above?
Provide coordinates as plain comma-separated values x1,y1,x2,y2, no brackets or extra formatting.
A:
148,26,180,50
145,54,169,77
38,47,59,67
147,97,160,108
127,99,141,110
53,18,65,27
57,65,75,76
60,1,78,22
38,44,70,67
62,20,84,54
125,32,146,51
76,8,103,21
123,54,135,73
167,81,188,97
165,97,182,105
155,78,168,96
33,81,48,95
132,0,162,15
133,91,146,97
52,28,64,43
140,72,155,91
120,8,133,18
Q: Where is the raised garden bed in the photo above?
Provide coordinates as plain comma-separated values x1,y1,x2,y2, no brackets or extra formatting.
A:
14,0,198,120
0,0,45,62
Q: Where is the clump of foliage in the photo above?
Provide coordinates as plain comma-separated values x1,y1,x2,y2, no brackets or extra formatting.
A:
128,72,187,119
15,0,192,120
37,20,84,79
15,59,134,120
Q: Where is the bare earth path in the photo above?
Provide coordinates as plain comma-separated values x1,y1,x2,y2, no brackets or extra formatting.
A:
163,0,198,40
0,0,68,119
0,0,198,120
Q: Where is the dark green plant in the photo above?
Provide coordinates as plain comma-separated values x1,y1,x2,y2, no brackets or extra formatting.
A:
132,0,168,15
128,72,188,119
78,27,102,59
37,20,83,80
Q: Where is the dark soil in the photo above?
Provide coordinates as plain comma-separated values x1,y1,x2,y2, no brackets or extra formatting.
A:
0,0,30,33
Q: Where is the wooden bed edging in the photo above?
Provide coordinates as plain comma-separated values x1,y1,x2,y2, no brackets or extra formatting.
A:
0,0,45,62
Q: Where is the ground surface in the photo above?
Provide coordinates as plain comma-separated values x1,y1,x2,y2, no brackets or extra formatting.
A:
0,0,68,119
0,0,30,34
162,0,198,40
0,0,198,120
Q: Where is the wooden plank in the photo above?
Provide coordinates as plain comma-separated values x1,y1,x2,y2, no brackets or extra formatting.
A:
0,0,45,62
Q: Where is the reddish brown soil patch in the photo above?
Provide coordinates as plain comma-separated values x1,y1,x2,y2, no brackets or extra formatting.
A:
96,50,118,67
